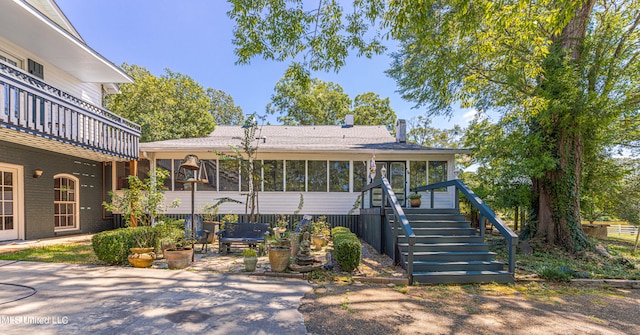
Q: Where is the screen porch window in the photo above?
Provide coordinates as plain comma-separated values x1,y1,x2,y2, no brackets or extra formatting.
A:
54,175,79,230
329,161,349,192
428,161,448,191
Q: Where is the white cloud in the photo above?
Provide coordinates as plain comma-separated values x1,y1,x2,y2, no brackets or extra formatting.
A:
462,109,478,123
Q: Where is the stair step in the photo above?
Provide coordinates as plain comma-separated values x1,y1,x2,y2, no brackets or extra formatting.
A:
398,208,462,215
404,235,484,243
401,214,467,221
409,261,505,272
412,271,514,284
398,242,489,252
403,251,497,262
396,227,477,236
390,220,471,228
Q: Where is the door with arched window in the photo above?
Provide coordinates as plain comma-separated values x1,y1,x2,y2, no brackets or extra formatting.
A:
54,174,79,231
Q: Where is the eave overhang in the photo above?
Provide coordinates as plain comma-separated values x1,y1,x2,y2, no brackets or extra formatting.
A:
0,0,132,83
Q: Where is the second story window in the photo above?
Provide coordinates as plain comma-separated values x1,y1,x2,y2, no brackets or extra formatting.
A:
0,49,22,69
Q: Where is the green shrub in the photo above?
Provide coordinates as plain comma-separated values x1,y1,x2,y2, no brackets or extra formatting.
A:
92,226,160,265
537,265,573,282
331,227,361,272
155,218,185,249
242,248,257,257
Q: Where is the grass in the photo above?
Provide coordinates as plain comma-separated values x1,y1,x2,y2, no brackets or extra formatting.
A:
0,243,99,264
487,235,640,281
609,233,639,243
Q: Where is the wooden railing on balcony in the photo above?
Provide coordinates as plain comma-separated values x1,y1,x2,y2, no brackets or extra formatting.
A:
0,63,140,160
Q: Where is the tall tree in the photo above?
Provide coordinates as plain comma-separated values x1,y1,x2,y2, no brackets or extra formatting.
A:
229,1,640,253
267,77,351,125
104,64,215,142
267,76,397,127
407,116,463,149
352,92,397,130
207,88,244,125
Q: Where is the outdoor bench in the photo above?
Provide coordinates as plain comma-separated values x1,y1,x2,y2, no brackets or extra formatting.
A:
215,222,269,255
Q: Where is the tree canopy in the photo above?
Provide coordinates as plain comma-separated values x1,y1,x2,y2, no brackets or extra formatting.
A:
104,64,215,142
229,0,640,253
207,88,244,125
267,76,396,128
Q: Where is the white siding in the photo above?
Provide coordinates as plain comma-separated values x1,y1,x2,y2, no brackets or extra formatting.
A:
163,191,362,215
0,37,104,106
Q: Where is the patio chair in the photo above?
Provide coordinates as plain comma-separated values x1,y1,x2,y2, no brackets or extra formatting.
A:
184,215,210,253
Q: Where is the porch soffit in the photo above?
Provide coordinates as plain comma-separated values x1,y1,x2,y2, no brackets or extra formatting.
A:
0,128,131,162
0,0,132,84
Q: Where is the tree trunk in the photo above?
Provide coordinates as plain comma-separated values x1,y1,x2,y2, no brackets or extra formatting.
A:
530,0,595,253
514,206,519,231
533,130,588,252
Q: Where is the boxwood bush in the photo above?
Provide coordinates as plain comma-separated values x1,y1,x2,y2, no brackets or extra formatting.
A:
331,227,361,272
91,226,160,265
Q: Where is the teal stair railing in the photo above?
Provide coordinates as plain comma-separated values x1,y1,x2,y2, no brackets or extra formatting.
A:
361,176,416,283
413,179,518,275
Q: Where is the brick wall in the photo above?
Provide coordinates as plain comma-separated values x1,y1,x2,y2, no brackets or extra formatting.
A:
0,140,112,239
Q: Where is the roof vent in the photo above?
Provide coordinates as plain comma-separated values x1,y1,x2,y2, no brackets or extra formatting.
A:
344,114,354,128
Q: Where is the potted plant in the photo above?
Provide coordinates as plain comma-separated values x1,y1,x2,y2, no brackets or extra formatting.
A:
268,235,291,272
164,233,195,269
311,216,330,251
273,214,288,239
409,192,422,208
242,248,258,272
127,226,158,268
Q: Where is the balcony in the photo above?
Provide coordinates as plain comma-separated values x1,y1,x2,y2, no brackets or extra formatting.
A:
0,63,140,161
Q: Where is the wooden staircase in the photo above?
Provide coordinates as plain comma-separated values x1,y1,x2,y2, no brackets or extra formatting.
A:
392,208,513,284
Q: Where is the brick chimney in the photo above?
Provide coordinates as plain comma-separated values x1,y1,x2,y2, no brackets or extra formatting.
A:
396,119,406,143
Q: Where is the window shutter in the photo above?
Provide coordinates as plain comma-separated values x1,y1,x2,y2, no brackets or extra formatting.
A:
28,59,44,79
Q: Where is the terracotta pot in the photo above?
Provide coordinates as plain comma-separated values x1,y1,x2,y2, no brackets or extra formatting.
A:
410,198,421,208
244,256,258,272
268,248,290,272
165,248,193,269
128,247,156,268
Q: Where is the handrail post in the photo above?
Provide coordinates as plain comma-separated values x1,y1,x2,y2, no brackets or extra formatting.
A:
455,188,459,209
407,236,414,285
430,190,435,208
479,213,484,238
508,237,515,274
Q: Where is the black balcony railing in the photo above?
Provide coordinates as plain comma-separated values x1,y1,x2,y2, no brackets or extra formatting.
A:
0,63,140,160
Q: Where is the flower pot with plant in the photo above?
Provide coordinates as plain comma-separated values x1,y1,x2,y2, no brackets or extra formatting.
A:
311,216,330,251
267,233,291,272
242,248,258,272
127,226,159,268
273,214,289,239
164,233,195,269
409,193,422,208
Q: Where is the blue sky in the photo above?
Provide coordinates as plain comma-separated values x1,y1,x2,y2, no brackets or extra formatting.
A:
56,0,472,129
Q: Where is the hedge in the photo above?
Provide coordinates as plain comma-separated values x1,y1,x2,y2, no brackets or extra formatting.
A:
331,227,361,272
91,226,160,265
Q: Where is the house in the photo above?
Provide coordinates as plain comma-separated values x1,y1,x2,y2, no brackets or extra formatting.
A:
136,119,468,218
0,0,139,241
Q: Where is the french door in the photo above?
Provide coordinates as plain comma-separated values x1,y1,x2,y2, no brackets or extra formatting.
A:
372,161,406,207
0,163,22,241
